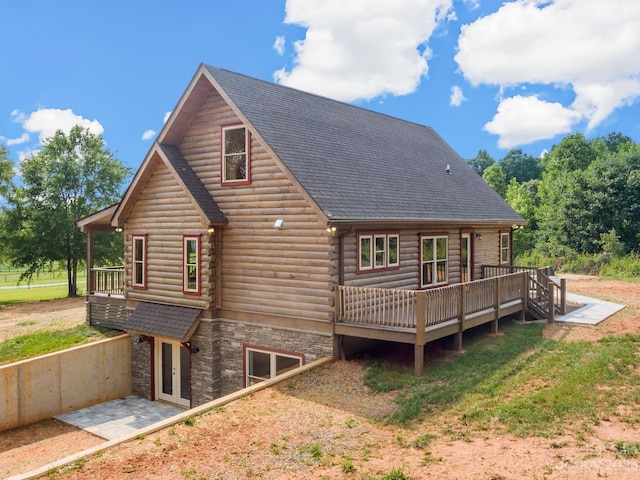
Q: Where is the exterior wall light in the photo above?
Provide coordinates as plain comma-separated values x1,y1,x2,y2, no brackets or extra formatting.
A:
274,219,284,228
115,227,123,232
207,227,215,234
326,226,337,233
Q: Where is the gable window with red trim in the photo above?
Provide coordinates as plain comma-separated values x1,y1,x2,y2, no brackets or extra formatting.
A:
421,233,448,288
183,235,200,294
358,233,400,273
221,124,250,185
132,234,147,289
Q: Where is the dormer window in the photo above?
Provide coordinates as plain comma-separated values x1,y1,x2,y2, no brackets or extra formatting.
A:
221,124,250,185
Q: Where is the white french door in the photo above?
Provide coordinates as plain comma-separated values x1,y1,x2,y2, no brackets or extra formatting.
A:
156,339,191,407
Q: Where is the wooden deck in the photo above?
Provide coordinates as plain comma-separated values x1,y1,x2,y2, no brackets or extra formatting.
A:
335,271,529,375
86,265,565,376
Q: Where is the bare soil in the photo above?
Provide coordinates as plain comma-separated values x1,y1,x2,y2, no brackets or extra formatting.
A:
3,277,640,479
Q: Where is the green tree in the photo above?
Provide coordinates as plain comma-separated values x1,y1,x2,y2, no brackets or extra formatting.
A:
499,149,542,184
505,178,536,255
0,144,14,199
482,163,507,198
1,126,131,296
467,149,495,176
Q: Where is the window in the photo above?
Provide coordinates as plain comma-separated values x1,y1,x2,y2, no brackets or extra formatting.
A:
132,235,147,289
244,346,304,387
421,234,448,288
183,235,200,294
221,124,250,185
358,233,400,272
500,232,510,264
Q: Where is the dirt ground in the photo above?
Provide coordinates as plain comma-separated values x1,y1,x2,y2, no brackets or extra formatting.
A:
2,276,640,479
0,296,86,342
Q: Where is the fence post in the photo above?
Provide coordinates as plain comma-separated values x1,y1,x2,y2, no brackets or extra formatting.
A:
414,291,426,377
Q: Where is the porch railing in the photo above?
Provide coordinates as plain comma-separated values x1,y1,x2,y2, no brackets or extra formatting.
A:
336,271,526,331
482,265,566,321
90,266,125,296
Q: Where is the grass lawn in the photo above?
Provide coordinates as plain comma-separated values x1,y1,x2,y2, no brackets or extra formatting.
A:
0,285,86,306
0,325,115,365
0,269,87,288
366,318,640,438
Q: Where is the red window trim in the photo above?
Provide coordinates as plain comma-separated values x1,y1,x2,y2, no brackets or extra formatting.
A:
182,234,201,295
356,231,401,274
242,344,305,388
131,233,147,290
460,229,475,282
220,123,251,186
419,232,450,289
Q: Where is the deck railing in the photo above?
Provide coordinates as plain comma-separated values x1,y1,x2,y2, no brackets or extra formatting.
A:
336,271,526,332
482,265,566,320
90,266,125,296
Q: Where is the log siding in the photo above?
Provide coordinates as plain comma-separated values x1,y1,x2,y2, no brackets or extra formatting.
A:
178,90,336,324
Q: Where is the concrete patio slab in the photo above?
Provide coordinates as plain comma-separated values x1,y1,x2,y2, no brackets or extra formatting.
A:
54,396,183,440
555,292,625,325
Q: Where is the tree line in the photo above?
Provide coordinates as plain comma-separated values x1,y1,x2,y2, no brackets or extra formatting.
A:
0,126,637,298
0,127,131,296
472,132,640,275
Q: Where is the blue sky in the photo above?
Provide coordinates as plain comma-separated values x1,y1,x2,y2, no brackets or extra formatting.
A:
2,0,639,175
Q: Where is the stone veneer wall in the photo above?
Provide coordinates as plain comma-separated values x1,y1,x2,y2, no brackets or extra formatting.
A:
218,320,334,396
190,319,221,406
131,337,151,400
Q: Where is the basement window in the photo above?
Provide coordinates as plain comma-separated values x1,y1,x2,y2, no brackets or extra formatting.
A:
244,346,304,387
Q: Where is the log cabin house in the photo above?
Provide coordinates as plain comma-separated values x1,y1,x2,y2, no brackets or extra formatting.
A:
77,64,559,409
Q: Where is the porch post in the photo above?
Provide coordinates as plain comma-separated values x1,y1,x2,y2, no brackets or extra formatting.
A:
454,285,465,351
492,275,501,334
519,270,528,322
548,282,555,324
414,291,426,376
86,230,95,294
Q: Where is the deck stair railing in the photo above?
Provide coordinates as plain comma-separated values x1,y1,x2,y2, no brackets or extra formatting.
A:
481,265,566,321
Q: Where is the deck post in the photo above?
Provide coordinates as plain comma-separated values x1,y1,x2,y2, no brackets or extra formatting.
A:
519,271,528,322
454,285,465,351
548,282,555,324
414,291,427,376
492,276,501,334
560,278,567,315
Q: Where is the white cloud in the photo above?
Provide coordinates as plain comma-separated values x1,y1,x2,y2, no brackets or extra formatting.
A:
13,108,103,144
273,36,286,55
2,133,30,146
449,85,466,106
484,95,582,149
142,129,156,140
456,0,640,147
275,0,453,102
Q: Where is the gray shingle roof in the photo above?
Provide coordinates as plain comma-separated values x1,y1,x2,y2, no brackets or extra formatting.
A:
159,144,227,224
124,302,202,342
205,65,523,224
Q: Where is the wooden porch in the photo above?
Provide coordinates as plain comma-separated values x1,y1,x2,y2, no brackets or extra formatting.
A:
335,267,566,376
86,265,566,376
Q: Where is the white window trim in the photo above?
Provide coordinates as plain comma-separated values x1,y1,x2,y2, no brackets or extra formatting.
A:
245,346,303,387
221,124,249,185
421,234,449,288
